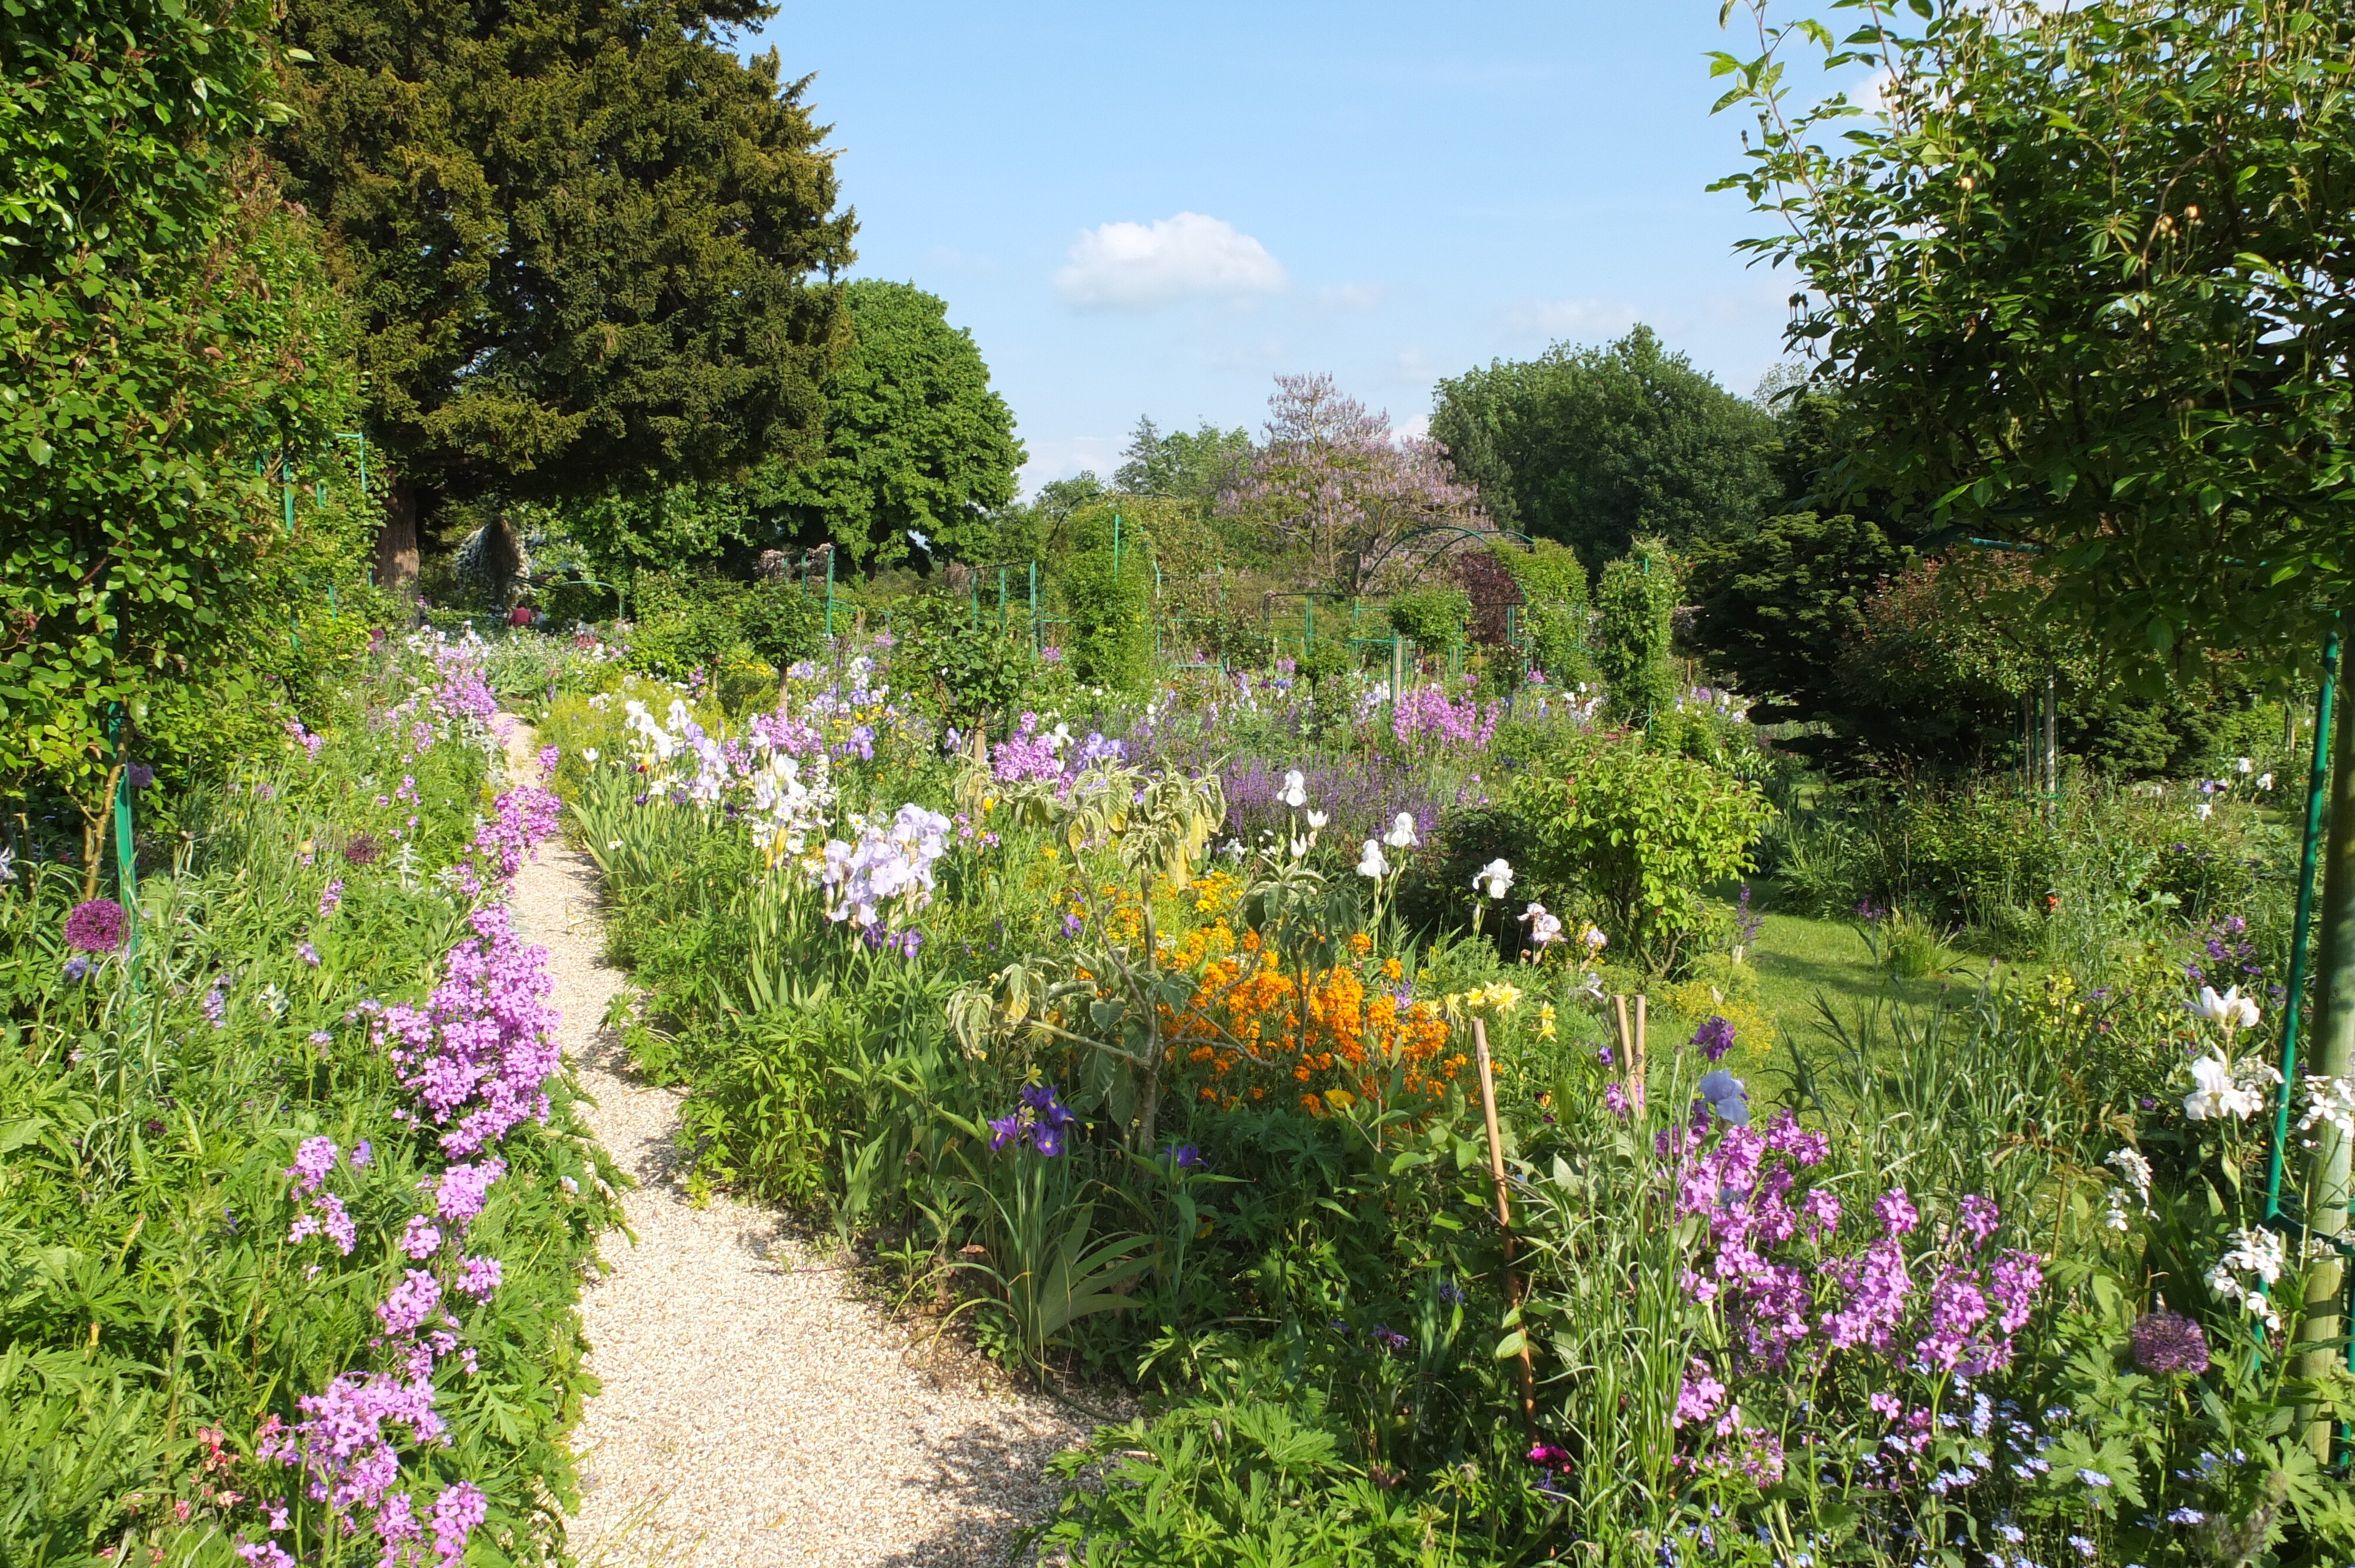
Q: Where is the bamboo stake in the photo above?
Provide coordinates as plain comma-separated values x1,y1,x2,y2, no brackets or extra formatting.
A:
1472,1017,1538,1445
1631,995,1648,1115
1612,993,1632,1073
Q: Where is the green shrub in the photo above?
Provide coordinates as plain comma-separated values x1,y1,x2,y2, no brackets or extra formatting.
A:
1384,585,1472,658
1060,540,1153,692
736,579,825,669
1508,734,1774,972
1594,537,1678,727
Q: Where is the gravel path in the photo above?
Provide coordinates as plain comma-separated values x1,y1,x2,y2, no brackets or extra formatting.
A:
497,729,1095,1566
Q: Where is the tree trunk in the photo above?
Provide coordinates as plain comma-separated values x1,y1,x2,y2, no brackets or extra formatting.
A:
2298,680,2355,1454
375,476,420,591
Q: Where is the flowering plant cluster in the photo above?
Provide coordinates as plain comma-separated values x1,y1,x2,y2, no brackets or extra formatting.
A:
818,803,953,932
1666,1111,2044,1494
1389,676,1502,753
990,1082,1078,1156
246,744,569,1566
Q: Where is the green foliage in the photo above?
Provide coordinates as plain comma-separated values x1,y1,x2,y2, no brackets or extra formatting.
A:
1508,735,1774,972
1431,325,1780,569
0,670,619,1565
1060,519,1155,693
893,594,1036,732
736,580,825,670
1593,539,1679,727
3,1,364,814
623,570,749,682
1384,586,1472,660
762,280,1024,570
1689,511,1911,732
563,480,765,585
1716,0,2355,689
275,0,856,515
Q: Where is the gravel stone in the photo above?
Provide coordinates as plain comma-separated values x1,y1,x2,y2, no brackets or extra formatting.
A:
502,735,1094,1565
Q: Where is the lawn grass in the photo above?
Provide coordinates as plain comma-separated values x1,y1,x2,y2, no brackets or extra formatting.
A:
1747,909,1956,1042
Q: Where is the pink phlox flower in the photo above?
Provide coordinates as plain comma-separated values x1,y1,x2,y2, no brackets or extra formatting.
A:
402,1216,443,1260
1956,1193,2001,1247
430,1480,487,1567
1875,1188,1919,1237
1673,1360,1727,1428
456,1255,503,1301
379,1270,444,1336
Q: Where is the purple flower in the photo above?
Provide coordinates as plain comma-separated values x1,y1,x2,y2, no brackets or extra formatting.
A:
1957,1193,2001,1246
62,955,91,984
349,1140,372,1168
378,1268,445,1336
456,1254,503,1301
1061,912,1083,939
987,1113,1025,1152
298,941,322,968
1372,1324,1409,1351
127,763,155,790
2131,1308,2210,1375
1166,1142,1205,1171
319,879,344,918
1691,1015,1737,1062
402,1216,443,1259
64,899,126,954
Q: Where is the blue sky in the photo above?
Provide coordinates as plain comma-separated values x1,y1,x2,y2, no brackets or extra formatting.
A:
751,2,1848,491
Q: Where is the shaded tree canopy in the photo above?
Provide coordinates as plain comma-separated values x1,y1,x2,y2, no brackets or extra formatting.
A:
762,279,1023,570
1431,325,1780,570
273,0,857,560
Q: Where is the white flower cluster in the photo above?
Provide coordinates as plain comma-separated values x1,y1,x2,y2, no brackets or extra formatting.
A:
2297,1074,2355,1141
750,752,835,867
1355,811,1420,879
623,697,729,804
2182,1052,2278,1122
819,805,951,929
2102,1147,2153,1231
2206,1226,2286,1332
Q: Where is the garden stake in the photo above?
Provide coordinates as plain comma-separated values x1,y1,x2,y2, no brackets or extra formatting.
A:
1611,993,1631,1073
2268,614,2340,1227
1471,1016,1538,1446
1631,995,1648,1115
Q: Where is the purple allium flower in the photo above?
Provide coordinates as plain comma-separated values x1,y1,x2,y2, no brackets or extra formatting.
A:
127,763,155,790
64,898,126,954
343,833,382,867
1691,1015,1737,1062
2131,1308,2210,1375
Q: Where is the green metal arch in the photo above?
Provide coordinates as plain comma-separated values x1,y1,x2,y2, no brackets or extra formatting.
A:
1359,526,1535,589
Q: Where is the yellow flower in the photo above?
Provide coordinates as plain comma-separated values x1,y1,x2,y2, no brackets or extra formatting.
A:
1538,1002,1557,1041
1485,982,1523,1014
1042,845,1059,862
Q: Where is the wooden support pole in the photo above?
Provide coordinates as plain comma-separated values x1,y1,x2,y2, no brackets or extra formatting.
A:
1472,1017,1538,1446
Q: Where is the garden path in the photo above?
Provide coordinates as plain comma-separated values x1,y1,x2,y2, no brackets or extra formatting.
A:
497,725,1092,1566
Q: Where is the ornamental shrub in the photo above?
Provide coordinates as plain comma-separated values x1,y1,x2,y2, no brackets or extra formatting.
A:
1059,533,1153,692
1594,537,1679,727
1508,733,1774,973
1385,585,1473,659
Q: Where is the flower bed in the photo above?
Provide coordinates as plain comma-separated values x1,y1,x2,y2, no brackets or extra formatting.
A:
0,633,617,1567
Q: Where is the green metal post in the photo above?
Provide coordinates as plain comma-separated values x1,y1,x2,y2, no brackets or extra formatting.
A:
1305,595,1314,650
1029,560,1039,652
2271,620,2341,1224
2300,618,2355,1452
825,550,835,639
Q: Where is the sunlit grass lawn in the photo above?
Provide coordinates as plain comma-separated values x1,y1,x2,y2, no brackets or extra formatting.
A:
1747,910,1956,1042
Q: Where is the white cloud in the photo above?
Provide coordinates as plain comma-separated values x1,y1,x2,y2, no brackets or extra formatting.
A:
1053,212,1288,311
1391,413,1432,443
